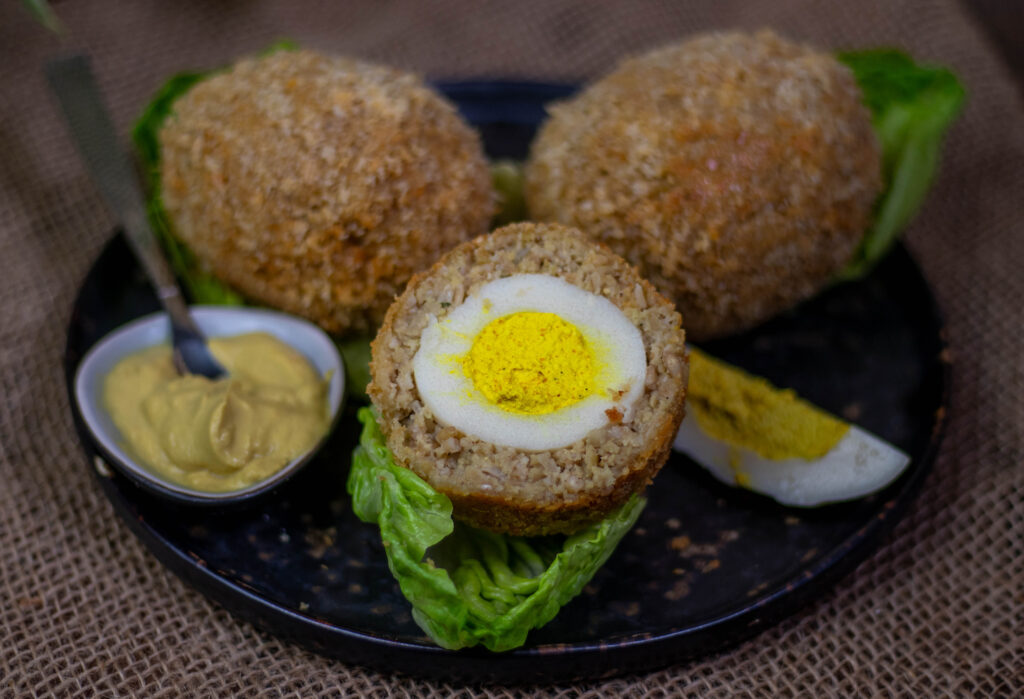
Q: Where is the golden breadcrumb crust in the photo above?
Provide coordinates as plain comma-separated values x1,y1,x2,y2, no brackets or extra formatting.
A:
160,50,495,335
525,30,881,340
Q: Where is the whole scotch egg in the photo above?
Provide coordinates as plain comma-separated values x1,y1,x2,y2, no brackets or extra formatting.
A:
368,223,688,536
525,30,881,340
159,49,494,336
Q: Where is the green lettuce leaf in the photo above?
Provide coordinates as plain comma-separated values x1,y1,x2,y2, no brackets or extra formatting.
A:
490,160,528,227
132,70,243,306
836,49,965,280
348,407,645,651
131,40,299,305
337,336,373,399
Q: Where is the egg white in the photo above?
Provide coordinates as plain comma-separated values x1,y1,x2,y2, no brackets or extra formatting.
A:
412,274,647,451
673,409,911,507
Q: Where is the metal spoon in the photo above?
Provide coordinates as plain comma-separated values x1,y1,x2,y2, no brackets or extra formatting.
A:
46,53,225,379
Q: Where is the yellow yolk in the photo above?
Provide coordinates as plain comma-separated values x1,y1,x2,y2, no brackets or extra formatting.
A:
461,312,596,414
674,348,912,507
411,273,648,451
687,348,848,460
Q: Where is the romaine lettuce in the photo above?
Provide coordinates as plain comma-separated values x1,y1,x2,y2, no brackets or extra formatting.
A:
131,41,299,305
348,407,645,651
132,71,244,306
490,160,528,227
836,49,965,279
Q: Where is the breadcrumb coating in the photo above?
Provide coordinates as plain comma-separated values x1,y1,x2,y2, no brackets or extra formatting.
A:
160,50,494,335
525,30,881,340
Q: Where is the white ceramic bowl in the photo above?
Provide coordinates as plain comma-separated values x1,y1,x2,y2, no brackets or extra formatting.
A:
74,306,345,504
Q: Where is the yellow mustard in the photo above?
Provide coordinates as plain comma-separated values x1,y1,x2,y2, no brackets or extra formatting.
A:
687,348,848,460
461,311,596,414
103,332,329,492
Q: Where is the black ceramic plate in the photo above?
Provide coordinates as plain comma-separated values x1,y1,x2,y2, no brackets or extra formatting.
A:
63,82,948,684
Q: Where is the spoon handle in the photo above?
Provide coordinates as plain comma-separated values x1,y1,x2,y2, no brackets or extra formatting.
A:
45,54,199,334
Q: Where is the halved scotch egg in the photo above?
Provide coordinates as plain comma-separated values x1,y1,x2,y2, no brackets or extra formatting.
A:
368,223,688,536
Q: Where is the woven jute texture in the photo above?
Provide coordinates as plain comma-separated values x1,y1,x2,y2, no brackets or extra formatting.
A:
2,0,1021,696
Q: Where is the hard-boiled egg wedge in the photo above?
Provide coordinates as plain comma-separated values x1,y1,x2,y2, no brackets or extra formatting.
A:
673,348,911,507
413,274,647,451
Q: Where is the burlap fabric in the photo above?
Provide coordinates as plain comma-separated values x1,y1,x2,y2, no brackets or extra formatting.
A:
2,0,1021,695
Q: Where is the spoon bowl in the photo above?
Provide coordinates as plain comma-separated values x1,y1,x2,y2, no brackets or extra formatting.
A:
74,306,345,505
